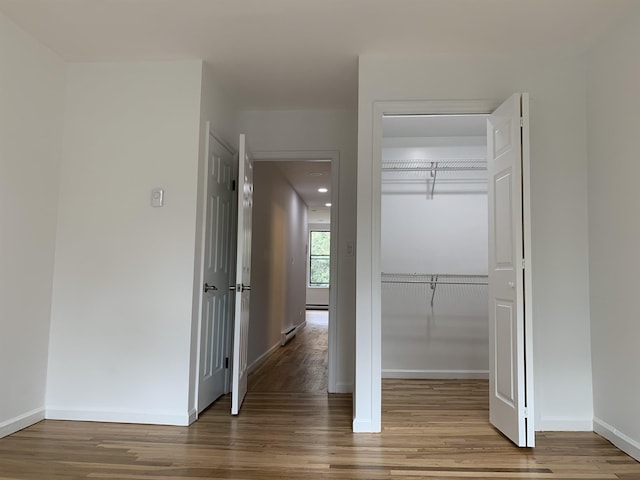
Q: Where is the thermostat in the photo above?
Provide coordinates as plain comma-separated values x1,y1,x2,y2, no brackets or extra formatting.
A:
151,188,164,207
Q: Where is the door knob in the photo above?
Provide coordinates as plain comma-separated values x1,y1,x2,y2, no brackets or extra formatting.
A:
242,284,251,292
204,283,218,293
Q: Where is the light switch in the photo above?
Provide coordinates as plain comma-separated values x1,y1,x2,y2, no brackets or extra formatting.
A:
151,188,164,207
346,241,354,257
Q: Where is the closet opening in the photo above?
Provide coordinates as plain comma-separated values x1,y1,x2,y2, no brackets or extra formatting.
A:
380,113,491,423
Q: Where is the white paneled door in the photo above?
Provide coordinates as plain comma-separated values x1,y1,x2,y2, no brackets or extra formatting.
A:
231,134,253,415
198,133,235,413
487,93,534,447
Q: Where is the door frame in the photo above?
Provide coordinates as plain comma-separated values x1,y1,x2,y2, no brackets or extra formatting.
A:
355,98,533,432
252,149,341,393
193,122,237,420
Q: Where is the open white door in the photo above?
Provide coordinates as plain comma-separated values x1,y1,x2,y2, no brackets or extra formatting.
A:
487,93,534,447
197,132,235,413
231,133,253,415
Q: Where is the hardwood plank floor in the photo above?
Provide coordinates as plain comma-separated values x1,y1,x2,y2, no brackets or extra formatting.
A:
1,311,638,479
248,310,328,393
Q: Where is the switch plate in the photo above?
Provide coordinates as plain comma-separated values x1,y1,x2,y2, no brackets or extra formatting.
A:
346,241,354,257
151,188,164,207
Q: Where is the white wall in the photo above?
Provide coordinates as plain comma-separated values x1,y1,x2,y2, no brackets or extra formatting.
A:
381,138,488,377
307,223,330,308
188,62,239,416
0,13,64,438
587,4,640,460
382,192,488,378
248,162,308,368
46,61,204,425
356,53,593,432
238,109,357,392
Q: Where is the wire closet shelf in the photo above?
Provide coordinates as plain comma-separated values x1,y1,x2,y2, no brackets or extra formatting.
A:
381,158,487,174
381,158,487,198
381,273,488,307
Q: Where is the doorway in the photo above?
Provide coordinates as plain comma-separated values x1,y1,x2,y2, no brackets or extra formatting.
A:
247,150,340,394
380,113,490,381
356,97,534,447
380,112,492,439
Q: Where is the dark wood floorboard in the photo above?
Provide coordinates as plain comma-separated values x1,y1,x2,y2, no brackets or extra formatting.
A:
1,310,639,479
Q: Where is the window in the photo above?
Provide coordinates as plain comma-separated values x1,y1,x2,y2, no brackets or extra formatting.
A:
309,230,330,287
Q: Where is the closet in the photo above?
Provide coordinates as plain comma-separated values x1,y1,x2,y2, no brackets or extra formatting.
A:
381,114,490,379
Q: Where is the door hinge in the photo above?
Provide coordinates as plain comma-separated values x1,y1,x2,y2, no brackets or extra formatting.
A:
521,258,526,269
232,180,236,191
523,407,529,418
520,116,524,127
225,357,229,369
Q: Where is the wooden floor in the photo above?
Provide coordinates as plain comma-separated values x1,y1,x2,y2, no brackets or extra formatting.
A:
1,310,639,479
248,310,328,393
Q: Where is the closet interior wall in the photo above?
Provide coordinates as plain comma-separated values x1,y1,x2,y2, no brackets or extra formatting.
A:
381,123,490,379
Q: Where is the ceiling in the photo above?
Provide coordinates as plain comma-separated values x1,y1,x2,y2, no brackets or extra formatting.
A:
1,1,633,224
271,161,332,224
0,0,634,110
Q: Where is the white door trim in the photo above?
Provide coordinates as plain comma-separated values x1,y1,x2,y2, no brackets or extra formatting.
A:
356,98,533,433
252,149,341,393
521,94,535,443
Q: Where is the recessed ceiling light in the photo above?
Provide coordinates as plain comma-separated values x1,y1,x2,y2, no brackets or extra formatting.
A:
318,187,328,193
325,203,332,207
308,172,323,177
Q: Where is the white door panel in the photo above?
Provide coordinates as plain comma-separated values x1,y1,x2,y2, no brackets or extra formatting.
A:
494,300,516,406
493,170,514,267
231,133,253,415
488,93,534,447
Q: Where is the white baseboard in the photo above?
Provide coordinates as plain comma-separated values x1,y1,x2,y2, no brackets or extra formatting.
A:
594,417,640,462
382,369,489,379
331,381,353,393
353,417,381,433
247,341,280,375
537,416,593,431
187,408,198,425
45,408,191,426
0,408,45,438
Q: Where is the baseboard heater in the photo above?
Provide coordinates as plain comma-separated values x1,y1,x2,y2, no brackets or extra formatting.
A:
281,326,297,346
306,304,329,311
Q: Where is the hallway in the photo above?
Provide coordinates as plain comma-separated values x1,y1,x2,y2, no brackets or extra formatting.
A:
248,310,328,393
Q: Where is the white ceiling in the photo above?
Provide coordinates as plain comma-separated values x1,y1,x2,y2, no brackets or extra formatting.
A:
2,1,633,225
271,161,332,224
0,0,634,110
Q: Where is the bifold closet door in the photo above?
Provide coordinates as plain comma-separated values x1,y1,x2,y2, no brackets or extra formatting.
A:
487,93,534,447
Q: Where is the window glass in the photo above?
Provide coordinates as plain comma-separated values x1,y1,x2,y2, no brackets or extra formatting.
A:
309,231,330,286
